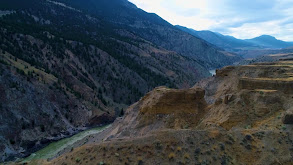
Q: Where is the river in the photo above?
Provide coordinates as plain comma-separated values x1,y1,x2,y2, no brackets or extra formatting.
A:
21,125,111,163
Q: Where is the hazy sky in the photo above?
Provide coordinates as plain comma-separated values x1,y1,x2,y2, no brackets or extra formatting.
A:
128,0,293,41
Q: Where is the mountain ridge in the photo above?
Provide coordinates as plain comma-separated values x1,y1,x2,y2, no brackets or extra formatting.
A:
57,0,242,69
176,25,293,50
245,35,293,49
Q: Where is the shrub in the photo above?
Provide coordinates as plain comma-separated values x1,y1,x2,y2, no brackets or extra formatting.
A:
40,125,45,132
22,123,26,130
137,157,143,165
282,125,287,130
168,153,175,160
184,153,190,159
154,140,163,150
75,157,81,163
10,139,16,145
244,125,251,129
119,108,124,117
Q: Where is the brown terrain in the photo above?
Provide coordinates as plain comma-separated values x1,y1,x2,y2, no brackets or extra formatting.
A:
24,59,293,165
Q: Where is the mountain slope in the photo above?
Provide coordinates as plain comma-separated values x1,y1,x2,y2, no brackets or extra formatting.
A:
56,0,242,69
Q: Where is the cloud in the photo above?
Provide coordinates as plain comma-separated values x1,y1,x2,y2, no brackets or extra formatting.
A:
160,0,200,17
129,0,293,41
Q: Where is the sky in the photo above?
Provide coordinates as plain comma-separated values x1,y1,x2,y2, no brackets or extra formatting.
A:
128,0,293,41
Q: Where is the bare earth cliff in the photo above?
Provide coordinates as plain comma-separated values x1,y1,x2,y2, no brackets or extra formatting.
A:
34,60,293,165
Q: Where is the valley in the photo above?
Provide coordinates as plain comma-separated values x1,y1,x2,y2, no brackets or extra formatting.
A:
0,0,293,164
0,0,239,161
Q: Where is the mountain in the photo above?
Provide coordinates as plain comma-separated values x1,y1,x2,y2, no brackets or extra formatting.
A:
176,25,257,51
46,60,293,165
56,0,242,69
0,0,241,161
176,25,293,51
245,35,293,49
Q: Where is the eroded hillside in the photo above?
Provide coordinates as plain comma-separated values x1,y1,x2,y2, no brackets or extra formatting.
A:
45,60,293,165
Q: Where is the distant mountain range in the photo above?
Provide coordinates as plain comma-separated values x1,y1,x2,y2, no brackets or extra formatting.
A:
245,35,293,49
176,25,293,51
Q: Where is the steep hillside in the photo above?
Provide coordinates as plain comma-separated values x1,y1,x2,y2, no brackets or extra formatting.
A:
55,0,242,69
0,0,217,161
45,60,293,165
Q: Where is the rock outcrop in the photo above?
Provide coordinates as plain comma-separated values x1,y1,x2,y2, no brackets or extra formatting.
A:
97,87,208,140
196,61,293,130
138,87,207,129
